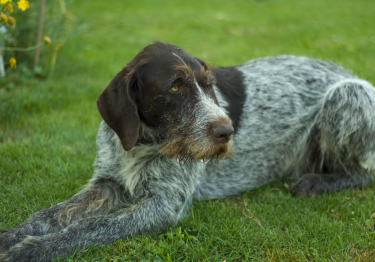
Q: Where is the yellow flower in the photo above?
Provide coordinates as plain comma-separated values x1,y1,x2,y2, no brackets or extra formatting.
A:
43,36,52,46
3,3,14,13
9,57,16,68
0,0,12,5
0,12,7,23
7,15,15,26
17,0,29,11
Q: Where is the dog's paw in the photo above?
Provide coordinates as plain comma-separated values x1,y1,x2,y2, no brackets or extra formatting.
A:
1,236,45,262
290,173,328,196
0,231,13,254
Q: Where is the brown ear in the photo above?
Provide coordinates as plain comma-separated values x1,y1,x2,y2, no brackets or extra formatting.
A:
97,66,140,151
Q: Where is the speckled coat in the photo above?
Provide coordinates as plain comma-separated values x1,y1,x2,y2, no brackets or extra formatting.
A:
1,42,374,262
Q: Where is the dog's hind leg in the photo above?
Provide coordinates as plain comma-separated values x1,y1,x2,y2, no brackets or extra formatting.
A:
0,177,125,253
291,79,375,196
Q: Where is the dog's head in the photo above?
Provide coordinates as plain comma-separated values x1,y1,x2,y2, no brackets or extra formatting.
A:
97,42,234,162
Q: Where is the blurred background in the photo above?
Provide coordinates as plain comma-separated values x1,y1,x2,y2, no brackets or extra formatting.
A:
2,0,375,83
1,0,375,261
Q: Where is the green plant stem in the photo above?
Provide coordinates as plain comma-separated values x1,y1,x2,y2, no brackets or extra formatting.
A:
0,43,44,52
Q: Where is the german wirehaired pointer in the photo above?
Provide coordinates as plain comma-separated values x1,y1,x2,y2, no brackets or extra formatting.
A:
1,42,375,261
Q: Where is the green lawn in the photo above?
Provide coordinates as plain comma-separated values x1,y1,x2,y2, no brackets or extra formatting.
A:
1,0,375,261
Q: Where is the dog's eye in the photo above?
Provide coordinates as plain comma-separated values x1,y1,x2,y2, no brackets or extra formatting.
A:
169,86,181,93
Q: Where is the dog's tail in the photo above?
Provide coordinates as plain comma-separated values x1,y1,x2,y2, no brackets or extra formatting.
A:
318,78,375,173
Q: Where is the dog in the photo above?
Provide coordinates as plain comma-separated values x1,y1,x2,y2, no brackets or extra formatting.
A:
1,41,374,261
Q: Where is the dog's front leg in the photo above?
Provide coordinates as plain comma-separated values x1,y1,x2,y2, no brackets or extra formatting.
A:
1,193,185,262
0,178,126,253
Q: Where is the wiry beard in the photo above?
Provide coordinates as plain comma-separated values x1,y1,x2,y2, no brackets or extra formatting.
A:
159,121,234,164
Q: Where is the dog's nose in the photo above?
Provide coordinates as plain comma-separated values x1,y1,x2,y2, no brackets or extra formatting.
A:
212,124,234,142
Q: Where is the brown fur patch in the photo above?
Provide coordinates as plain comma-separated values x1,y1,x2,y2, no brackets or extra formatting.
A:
197,67,215,87
58,182,125,226
159,121,234,164
172,64,195,80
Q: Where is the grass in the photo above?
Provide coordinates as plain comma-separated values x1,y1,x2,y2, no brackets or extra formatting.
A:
1,0,375,261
